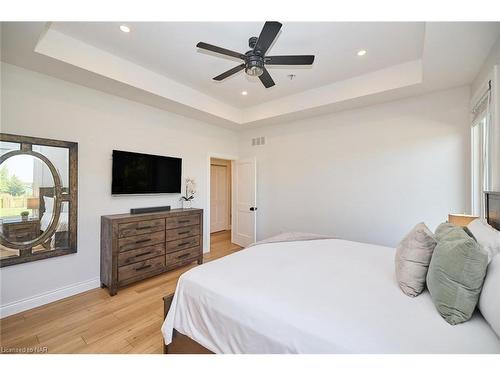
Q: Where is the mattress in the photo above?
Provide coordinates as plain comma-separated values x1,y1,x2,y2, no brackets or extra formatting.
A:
161,238,500,353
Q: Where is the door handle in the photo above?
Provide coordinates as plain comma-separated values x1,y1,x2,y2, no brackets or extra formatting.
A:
249,207,258,211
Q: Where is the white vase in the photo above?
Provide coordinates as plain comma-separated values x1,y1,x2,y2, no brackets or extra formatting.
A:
182,200,192,209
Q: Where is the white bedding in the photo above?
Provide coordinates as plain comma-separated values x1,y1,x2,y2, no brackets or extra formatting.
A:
161,239,500,353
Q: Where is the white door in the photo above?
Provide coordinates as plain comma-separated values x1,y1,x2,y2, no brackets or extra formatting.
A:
210,164,229,233
233,158,257,247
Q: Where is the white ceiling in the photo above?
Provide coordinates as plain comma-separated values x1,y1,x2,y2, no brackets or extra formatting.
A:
51,22,425,108
1,22,500,127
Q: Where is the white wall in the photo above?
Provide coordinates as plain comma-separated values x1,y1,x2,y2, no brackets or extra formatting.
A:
239,87,471,247
0,63,238,315
473,35,500,191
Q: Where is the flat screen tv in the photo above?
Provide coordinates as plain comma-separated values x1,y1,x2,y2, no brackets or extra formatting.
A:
112,150,182,195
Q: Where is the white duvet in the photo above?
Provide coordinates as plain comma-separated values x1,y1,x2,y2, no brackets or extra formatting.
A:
161,238,500,353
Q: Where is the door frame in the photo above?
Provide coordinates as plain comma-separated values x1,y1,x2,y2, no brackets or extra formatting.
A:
206,152,238,252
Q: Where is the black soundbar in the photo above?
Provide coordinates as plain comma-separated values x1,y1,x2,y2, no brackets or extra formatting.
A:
130,206,171,215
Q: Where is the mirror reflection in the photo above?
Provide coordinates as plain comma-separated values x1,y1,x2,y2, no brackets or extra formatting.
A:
0,153,62,258
33,145,69,188
0,141,20,157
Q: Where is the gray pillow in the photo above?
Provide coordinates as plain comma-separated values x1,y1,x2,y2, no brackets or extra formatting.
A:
426,223,488,325
395,222,437,297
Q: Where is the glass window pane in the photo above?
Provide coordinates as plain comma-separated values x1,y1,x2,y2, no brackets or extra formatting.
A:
471,124,481,216
471,116,490,217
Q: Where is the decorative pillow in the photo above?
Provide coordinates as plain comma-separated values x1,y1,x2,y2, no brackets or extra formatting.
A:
479,253,500,337
426,223,488,325
467,219,500,262
43,196,54,213
434,222,457,241
395,223,437,297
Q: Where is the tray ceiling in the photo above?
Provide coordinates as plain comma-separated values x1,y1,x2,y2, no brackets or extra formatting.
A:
2,22,500,127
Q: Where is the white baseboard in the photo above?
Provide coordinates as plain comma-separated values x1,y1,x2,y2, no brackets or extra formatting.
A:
0,277,101,318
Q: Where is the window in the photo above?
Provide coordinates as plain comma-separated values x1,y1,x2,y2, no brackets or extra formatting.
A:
471,83,492,217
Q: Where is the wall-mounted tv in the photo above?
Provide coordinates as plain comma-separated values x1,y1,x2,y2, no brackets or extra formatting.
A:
112,150,182,195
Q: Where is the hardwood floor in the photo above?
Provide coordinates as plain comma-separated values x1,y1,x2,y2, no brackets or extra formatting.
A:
0,231,241,354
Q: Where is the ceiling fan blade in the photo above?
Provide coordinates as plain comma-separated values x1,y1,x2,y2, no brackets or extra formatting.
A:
196,42,246,60
265,55,315,65
259,67,275,88
213,64,246,81
253,21,282,55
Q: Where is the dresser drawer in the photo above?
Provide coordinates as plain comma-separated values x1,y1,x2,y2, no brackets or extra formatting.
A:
166,236,199,253
166,225,200,241
118,255,166,283
4,222,39,242
166,215,200,229
118,231,165,253
8,232,35,242
9,222,36,231
118,218,165,238
166,246,200,264
118,243,165,266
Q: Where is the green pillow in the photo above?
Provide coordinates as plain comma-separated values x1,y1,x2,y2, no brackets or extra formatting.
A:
426,223,488,325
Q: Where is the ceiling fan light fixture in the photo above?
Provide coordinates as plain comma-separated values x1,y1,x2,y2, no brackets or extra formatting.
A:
246,66,264,77
245,56,264,77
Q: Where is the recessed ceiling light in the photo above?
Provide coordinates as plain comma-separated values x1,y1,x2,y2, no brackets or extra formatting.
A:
120,25,130,33
241,91,248,96
357,50,367,56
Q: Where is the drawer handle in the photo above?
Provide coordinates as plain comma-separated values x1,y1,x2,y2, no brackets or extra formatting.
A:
178,220,190,224
135,251,152,258
178,231,190,235
135,264,152,271
137,225,153,230
177,241,191,247
177,253,190,259
135,239,150,244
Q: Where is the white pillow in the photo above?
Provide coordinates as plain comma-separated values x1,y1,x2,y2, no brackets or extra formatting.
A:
43,196,54,213
467,219,500,262
479,254,500,338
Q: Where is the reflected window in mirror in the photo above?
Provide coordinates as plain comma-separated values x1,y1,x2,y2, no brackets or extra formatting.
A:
0,134,77,267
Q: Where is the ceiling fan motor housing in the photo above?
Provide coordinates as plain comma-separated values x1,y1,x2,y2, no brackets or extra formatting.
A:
248,36,258,49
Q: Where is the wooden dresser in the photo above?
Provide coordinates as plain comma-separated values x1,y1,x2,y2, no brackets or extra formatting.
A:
100,208,203,295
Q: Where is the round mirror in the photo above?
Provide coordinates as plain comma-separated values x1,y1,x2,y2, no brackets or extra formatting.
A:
0,152,61,249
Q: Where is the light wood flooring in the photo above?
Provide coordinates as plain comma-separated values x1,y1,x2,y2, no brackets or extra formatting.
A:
0,231,241,354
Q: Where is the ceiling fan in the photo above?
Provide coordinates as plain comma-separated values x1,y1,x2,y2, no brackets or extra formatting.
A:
196,21,315,88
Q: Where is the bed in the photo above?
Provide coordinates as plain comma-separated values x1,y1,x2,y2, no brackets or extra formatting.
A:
161,192,500,354
39,187,69,248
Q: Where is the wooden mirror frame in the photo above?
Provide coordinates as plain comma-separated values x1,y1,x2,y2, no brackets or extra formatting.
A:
0,133,78,267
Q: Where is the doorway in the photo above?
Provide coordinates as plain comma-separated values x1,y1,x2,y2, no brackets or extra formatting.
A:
210,158,232,246
207,155,256,251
